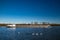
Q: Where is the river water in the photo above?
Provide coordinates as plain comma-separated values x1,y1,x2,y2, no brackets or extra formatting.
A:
0,26,60,40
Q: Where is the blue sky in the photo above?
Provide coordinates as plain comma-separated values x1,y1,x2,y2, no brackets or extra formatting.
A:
0,0,60,24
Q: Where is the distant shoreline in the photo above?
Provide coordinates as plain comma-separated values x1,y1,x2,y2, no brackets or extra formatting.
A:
0,24,60,28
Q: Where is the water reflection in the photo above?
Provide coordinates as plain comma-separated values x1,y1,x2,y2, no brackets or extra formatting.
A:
0,26,60,40
7,28,16,30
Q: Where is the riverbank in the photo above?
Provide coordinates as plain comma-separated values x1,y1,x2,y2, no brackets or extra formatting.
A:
0,24,60,28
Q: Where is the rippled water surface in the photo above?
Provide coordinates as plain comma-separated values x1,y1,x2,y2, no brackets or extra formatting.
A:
0,26,60,40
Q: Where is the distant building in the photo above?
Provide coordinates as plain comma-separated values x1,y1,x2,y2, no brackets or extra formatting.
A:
42,22,50,24
34,22,38,24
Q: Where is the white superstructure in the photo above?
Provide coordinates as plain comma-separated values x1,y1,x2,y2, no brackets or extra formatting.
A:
7,24,16,28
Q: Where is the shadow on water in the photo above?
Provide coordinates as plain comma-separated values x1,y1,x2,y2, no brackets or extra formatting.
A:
0,26,60,40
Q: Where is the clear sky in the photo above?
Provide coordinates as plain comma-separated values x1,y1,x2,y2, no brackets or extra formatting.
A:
0,0,60,24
